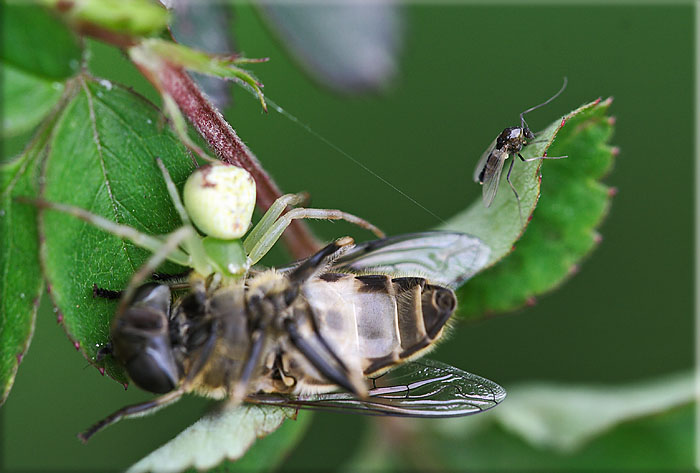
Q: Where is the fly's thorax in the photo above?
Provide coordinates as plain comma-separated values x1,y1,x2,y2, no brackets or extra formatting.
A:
496,126,527,154
178,271,298,399
245,269,296,324
171,282,251,399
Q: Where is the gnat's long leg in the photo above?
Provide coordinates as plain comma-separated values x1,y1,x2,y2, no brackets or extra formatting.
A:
246,208,384,266
518,153,568,162
78,388,184,443
505,157,524,227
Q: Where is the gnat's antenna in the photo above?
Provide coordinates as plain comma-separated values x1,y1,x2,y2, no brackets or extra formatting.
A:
520,77,568,131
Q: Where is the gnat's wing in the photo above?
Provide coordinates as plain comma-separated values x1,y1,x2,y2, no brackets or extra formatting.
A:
247,359,506,418
330,231,491,289
479,148,508,208
474,137,497,183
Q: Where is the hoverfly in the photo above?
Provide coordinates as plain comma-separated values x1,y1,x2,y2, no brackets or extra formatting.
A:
28,159,504,442
474,78,569,219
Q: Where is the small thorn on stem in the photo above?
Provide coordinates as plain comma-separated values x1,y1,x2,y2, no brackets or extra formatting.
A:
56,312,63,323
526,296,537,306
123,383,129,391
569,264,580,276
611,146,620,157
98,367,105,376
593,233,603,244
608,187,619,197
74,341,81,351
16,353,24,364
607,116,616,125
560,117,567,127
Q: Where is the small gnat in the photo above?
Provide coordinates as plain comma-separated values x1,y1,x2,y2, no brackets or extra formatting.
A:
19,293,25,299
146,119,152,124
0,209,5,217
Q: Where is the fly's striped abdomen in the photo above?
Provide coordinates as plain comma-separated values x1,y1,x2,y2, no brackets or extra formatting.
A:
302,272,457,379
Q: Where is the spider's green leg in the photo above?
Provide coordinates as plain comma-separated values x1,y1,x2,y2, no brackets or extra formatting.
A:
156,158,211,276
243,193,307,254
117,226,194,315
21,198,190,267
246,207,385,266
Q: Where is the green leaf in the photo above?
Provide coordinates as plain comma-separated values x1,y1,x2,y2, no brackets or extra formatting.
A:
346,373,694,471
440,98,615,318
2,64,65,138
128,405,300,473
487,371,694,452
39,76,196,383
428,373,695,470
186,410,312,473
1,4,81,137
430,403,694,471
0,126,53,406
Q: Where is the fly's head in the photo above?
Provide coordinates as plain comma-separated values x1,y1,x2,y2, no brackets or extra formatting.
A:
111,283,181,394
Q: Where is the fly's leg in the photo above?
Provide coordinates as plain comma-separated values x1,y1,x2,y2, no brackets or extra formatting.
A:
286,236,355,285
93,284,122,299
229,242,353,401
92,269,192,301
78,388,184,443
282,238,368,396
245,205,384,266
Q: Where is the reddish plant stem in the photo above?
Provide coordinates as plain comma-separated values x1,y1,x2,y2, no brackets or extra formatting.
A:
152,63,321,259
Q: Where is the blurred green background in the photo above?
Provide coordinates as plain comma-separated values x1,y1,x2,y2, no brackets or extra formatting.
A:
2,3,694,472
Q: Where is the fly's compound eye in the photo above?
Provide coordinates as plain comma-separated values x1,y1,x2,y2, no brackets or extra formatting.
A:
434,289,457,312
524,128,536,140
422,287,457,339
112,307,180,394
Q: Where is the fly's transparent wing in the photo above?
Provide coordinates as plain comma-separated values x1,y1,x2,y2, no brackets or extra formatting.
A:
330,231,491,289
474,137,497,183
247,359,505,418
480,149,508,207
